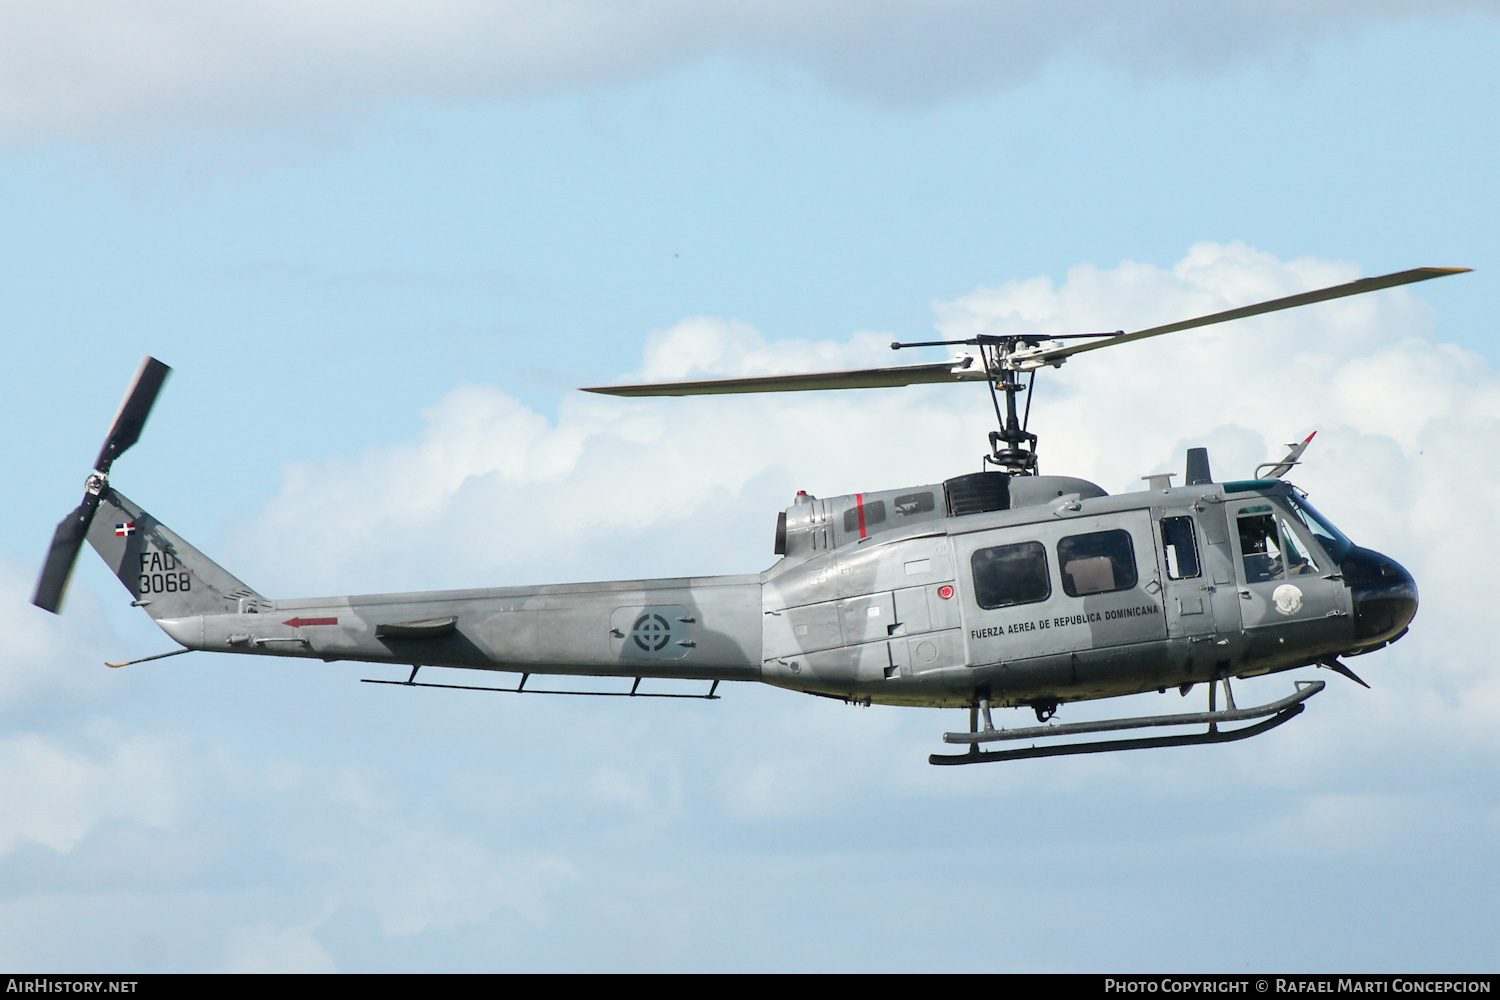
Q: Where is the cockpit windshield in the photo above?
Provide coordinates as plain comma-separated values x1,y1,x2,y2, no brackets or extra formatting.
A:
1283,494,1353,561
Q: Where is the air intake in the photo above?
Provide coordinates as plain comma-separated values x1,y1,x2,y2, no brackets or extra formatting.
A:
944,473,1011,517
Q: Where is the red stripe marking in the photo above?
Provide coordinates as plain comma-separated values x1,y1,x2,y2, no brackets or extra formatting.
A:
856,493,867,538
283,617,339,627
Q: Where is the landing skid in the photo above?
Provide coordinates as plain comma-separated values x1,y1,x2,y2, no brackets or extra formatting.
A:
929,678,1324,766
362,667,721,700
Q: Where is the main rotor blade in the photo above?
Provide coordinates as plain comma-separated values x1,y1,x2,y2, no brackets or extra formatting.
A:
1024,267,1471,366
581,360,987,396
93,357,171,473
32,492,104,613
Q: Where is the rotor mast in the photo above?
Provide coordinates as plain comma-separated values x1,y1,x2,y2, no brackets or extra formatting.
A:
987,356,1037,475
889,332,1117,476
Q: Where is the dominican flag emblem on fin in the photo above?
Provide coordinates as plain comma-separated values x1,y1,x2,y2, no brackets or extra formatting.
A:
115,523,136,537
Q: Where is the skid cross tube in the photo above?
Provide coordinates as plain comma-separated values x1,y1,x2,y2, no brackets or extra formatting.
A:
944,679,1321,744
929,680,1324,765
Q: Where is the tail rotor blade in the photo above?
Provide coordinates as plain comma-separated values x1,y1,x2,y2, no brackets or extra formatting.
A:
32,492,104,613
93,357,170,473
35,355,169,613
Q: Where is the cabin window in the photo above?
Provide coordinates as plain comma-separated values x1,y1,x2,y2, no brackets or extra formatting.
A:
843,500,887,534
1159,516,1201,580
971,541,1051,609
894,492,936,516
1058,529,1139,597
1237,509,1284,583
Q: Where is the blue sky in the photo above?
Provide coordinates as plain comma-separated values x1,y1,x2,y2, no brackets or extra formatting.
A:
2,2,1498,971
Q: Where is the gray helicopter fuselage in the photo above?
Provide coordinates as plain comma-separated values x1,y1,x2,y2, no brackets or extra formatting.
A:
95,469,1413,712
758,474,1399,709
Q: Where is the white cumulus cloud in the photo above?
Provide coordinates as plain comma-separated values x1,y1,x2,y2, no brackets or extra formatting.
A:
0,556,125,711
220,919,337,973
0,733,178,855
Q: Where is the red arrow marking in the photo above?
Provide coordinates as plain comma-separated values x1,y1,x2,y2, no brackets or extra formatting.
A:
283,617,339,627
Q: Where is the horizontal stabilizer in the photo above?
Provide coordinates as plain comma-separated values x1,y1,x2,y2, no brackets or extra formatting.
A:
376,616,458,639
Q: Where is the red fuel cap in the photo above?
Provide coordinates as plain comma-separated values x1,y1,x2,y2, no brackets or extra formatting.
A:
938,585,954,600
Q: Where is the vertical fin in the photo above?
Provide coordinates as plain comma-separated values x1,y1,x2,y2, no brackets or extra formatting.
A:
86,488,266,619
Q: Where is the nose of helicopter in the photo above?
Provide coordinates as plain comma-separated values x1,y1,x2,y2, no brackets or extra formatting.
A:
1340,547,1418,650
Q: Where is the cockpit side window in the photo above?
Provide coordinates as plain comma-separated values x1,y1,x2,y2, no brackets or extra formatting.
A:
1278,517,1320,577
1237,504,1325,583
1160,516,1201,580
1237,507,1284,583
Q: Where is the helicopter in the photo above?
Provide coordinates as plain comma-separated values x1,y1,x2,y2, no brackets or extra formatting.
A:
32,265,1469,765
